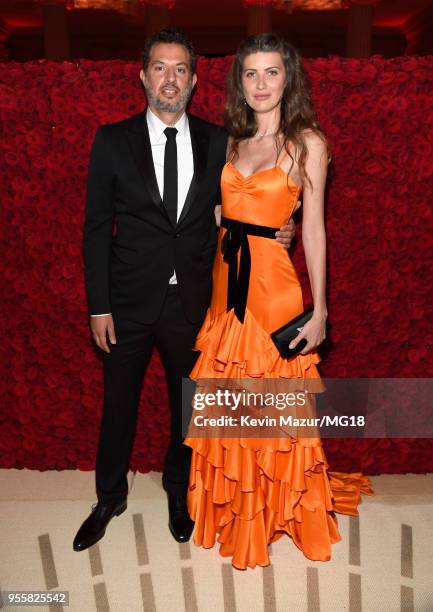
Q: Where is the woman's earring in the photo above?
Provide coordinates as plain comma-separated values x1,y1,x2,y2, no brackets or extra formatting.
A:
243,97,247,105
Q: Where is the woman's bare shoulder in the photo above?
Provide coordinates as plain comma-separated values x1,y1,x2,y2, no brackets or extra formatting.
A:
301,130,329,169
301,128,326,149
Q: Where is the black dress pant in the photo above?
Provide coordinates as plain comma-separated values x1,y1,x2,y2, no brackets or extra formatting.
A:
95,285,202,503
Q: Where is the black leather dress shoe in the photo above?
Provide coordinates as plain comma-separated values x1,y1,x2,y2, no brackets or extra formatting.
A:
167,493,194,543
73,498,127,552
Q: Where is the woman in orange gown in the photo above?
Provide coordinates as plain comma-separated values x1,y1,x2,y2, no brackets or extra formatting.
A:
184,33,374,570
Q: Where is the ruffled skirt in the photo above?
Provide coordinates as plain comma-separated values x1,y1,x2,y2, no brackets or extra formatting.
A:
184,308,375,570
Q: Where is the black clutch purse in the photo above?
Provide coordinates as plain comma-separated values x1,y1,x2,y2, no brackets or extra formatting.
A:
270,306,330,359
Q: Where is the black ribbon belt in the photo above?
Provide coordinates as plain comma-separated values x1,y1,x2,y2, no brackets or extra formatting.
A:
221,216,279,323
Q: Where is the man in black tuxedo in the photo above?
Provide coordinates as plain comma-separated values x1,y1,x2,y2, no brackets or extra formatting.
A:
73,29,295,552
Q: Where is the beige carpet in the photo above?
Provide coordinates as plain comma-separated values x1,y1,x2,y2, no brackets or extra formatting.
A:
0,470,432,612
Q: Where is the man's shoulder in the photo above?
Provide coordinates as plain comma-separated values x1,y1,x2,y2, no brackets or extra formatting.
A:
98,110,146,136
187,113,227,138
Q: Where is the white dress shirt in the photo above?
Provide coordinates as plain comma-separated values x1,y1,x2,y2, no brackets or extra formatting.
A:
91,107,194,317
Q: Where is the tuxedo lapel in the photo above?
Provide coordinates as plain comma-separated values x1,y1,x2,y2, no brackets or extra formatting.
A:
126,111,209,228
126,112,172,225
177,114,209,228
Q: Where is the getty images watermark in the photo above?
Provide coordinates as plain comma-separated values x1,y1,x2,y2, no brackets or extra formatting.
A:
181,378,433,438
192,388,365,429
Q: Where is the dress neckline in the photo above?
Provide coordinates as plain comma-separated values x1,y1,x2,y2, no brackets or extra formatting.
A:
228,159,301,191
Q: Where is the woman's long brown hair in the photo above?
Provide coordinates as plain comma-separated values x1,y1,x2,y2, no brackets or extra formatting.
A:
224,33,331,190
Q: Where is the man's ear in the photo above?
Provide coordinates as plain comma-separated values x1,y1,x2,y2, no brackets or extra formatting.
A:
192,73,198,89
139,69,146,87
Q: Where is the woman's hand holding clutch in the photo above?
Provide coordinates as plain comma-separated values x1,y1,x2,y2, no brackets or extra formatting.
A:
288,312,328,355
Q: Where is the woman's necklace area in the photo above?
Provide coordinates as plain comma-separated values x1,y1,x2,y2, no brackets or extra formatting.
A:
254,129,278,139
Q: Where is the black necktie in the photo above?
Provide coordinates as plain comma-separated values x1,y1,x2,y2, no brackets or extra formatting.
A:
163,127,178,226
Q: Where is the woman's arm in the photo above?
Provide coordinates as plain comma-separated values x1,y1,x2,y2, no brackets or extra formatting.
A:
302,130,329,321
288,130,329,354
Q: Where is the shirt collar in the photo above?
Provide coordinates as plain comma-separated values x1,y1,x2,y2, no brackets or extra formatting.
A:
146,107,190,144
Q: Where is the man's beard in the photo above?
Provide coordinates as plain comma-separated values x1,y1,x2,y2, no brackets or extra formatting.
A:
144,80,194,113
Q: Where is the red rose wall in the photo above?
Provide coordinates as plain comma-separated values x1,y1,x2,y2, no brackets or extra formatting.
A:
0,56,432,474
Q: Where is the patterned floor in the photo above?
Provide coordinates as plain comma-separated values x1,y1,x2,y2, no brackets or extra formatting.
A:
0,470,432,612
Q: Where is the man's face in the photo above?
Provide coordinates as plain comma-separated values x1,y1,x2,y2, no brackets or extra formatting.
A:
140,42,197,114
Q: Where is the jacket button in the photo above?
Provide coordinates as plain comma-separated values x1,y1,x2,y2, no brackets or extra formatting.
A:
174,232,180,238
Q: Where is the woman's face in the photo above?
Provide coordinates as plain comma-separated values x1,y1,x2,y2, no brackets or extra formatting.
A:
241,51,286,114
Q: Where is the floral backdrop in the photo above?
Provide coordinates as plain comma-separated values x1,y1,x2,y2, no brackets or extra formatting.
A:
0,55,432,474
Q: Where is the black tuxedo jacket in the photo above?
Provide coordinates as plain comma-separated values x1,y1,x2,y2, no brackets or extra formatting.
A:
83,110,227,324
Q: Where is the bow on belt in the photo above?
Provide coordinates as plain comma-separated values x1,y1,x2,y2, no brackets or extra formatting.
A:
221,216,279,323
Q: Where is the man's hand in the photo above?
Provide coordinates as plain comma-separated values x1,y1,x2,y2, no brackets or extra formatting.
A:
275,199,301,248
275,219,295,248
215,204,221,227
90,314,117,353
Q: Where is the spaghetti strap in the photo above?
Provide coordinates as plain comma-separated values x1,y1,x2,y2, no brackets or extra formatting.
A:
276,142,302,189
276,142,292,166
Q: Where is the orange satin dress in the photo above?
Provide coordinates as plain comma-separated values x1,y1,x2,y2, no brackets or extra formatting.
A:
184,159,374,570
